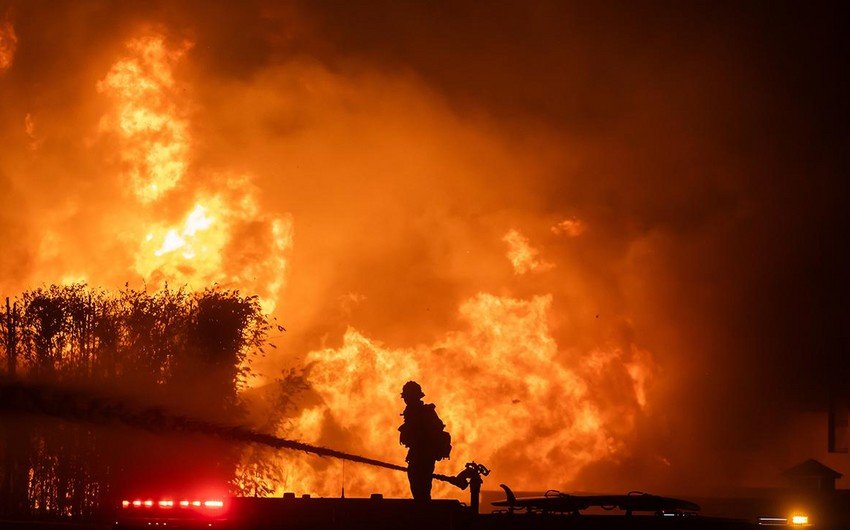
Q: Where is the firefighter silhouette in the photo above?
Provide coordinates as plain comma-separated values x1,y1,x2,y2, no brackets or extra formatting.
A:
398,381,451,500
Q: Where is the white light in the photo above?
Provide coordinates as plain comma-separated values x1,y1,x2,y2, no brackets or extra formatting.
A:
792,515,809,525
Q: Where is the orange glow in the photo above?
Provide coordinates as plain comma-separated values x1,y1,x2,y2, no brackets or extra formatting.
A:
132,500,142,507
791,514,809,525
179,500,189,507
144,500,153,508
95,33,294,316
11,25,657,498
122,500,130,508
4,0,844,506
204,500,224,508
192,500,202,507
0,16,15,73
551,218,586,237
258,292,653,497
158,500,174,508
133,183,293,314
97,35,191,202
503,229,553,274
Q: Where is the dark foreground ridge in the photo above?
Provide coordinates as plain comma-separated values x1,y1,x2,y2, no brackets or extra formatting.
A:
111,495,756,530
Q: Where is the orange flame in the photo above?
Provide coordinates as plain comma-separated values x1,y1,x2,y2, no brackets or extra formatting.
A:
134,182,293,313
97,35,191,202
503,229,553,274
92,32,656,495
13,28,659,497
97,34,293,314
270,293,651,497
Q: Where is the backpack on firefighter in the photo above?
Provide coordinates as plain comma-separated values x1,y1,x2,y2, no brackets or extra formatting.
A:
434,428,452,461
398,402,452,461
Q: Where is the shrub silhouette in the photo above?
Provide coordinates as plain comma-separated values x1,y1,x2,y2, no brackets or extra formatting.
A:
0,283,269,518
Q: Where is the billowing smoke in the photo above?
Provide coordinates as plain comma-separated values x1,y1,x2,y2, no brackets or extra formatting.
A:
1,0,847,497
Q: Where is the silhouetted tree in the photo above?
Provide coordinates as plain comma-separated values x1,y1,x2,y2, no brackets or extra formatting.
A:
0,283,271,519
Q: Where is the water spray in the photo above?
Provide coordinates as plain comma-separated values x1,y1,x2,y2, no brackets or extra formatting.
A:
0,378,488,508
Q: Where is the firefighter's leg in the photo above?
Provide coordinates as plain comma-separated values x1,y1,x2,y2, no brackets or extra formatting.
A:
422,460,435,499
408,459,436,500
407,466,419,499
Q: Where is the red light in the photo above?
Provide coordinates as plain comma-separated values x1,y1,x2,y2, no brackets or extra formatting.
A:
132,500,142,508
159,500,173,508
144,500,153,508
204,500,224,509
192,500,202,507
122,500,130,508
179,500,189,507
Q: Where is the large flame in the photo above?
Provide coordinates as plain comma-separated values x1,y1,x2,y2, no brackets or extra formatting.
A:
269,293,651,497
5,3,846,500
97,35,191,203
7,27,657,497
97,34,293,313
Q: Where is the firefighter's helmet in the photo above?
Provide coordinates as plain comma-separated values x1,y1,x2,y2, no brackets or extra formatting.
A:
401,381,425,399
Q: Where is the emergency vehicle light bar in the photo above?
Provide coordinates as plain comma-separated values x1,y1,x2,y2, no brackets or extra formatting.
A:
122,499,224,509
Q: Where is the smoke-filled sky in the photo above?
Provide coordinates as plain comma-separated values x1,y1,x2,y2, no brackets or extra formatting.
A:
1,1,848,496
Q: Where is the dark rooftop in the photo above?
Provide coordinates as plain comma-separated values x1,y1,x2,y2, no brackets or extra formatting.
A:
782,459,843,479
